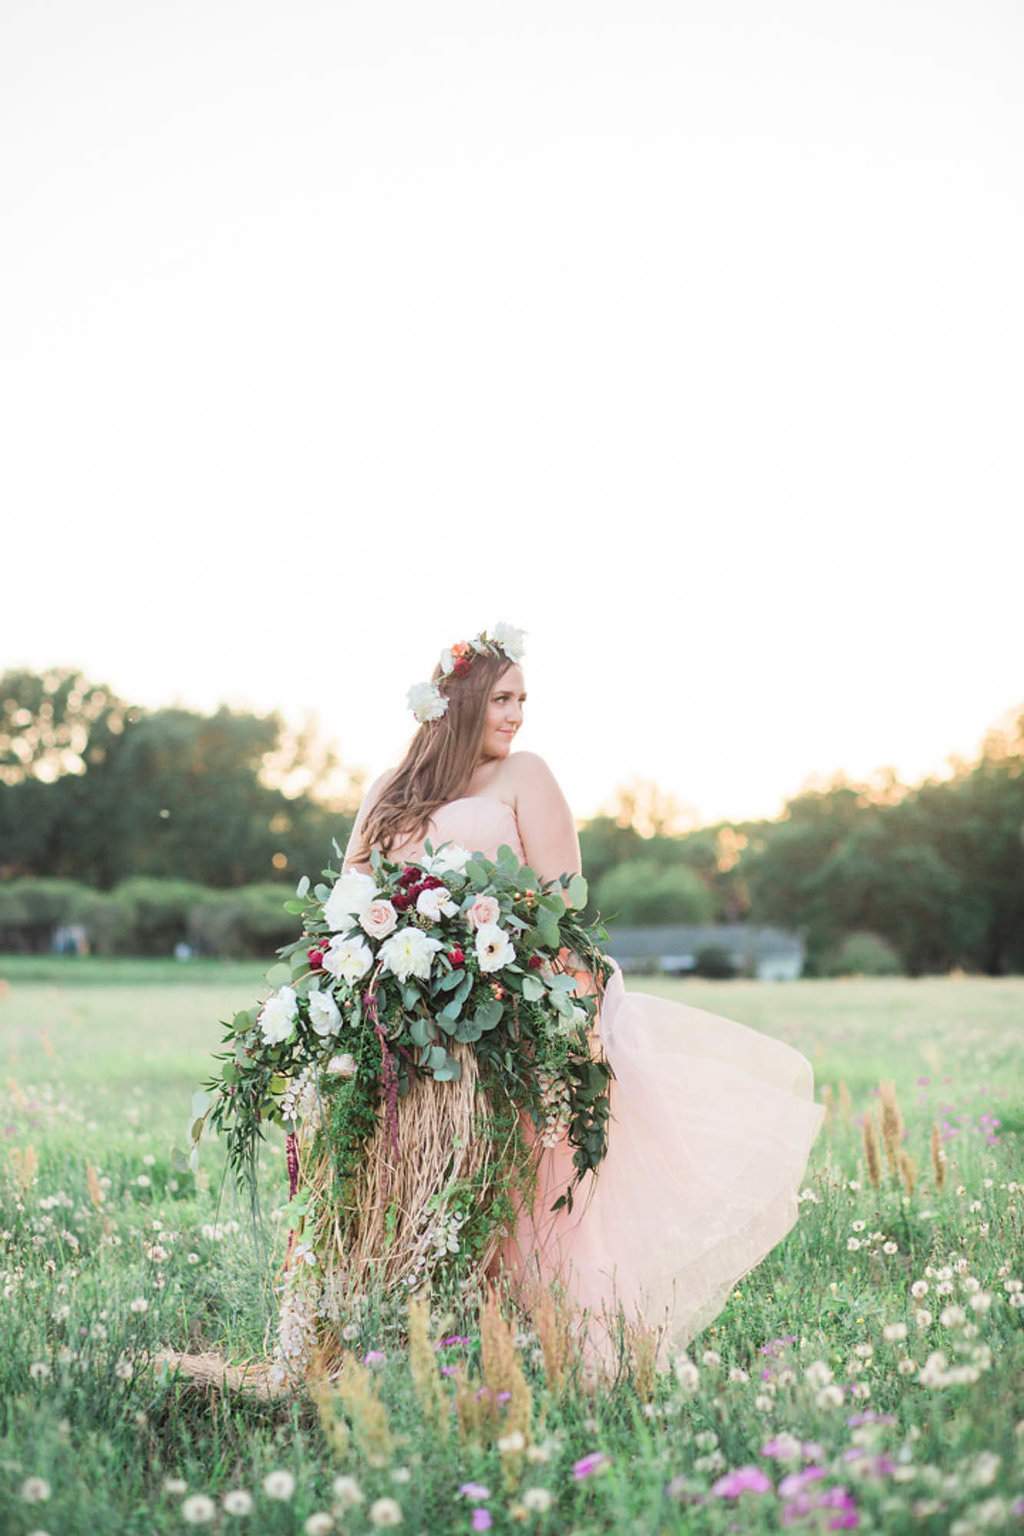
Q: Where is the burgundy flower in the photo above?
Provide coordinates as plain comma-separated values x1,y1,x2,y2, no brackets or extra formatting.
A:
453,657,473,677
399,866,421,886
307,947,325,970
448,947,465,966
528,955,543,970
392,892,412,911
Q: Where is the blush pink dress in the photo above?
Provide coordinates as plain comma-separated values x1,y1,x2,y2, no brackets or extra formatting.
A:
388,795,826,1365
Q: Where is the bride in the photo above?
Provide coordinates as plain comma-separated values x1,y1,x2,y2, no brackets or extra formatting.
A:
309,621,826,1371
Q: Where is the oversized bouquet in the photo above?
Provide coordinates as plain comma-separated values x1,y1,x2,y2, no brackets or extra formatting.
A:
189,836,614,1381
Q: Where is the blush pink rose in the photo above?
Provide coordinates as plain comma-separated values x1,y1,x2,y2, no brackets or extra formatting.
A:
466,894,501,930
360,899,398,939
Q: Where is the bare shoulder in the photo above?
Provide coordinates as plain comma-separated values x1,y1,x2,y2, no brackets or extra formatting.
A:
504,751,569,804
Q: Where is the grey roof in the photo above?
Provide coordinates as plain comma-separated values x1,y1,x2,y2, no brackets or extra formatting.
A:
599,923,804,957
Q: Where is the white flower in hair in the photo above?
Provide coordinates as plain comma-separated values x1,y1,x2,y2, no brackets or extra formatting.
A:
491,621,526,662
408,680,448,724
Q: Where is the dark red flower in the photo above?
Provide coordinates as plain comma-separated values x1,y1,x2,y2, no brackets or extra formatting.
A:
452,657,473,677
308,947,325,969
392,891,412,911
448,947,465,966
421,875,443,890
527,954,543,970
399,866,421,886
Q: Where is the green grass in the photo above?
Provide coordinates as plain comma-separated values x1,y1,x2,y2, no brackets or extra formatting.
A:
1,967,1022,1534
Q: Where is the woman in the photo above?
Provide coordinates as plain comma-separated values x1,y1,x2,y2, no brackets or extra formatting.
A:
326,622,825,1370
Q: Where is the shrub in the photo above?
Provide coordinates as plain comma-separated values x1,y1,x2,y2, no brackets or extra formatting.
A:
596,861,714,926
693,942,738,979
825,930,903,977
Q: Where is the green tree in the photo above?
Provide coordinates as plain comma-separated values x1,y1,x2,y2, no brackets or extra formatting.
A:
595,859,714,926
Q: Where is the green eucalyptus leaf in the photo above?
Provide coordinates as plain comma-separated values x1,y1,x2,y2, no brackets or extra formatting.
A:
521,974,545,1002
191,1089,213,1120
548,973,578,993
474,998,503,1033
171,1145,191,1173
296,875,311,899
409,1017,433,1047
439,995,463,1023
568,874,588,909
265,962,292,988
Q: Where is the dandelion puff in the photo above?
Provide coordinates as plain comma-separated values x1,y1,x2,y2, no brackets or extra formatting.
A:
29,1362,51,1380
163,1477,188,1495
181,1494,217,1524
332,1476,363,1508
368,1496,403,1527
263,1471,296,1501
20,1477,51,1503
304,1515,334,1535
222,1490,254,1516
521,1487,553,1512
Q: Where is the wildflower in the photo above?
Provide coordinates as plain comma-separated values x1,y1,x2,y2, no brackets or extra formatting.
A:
695,1431,719,1451
914,1309,933,1329
778,1467,829,1497
137,1175,151,1188
521,1487,553,1512
115,1359,134,1381
29,1362,51,1380
525,1444,552,1464
728,1366,749,1383
969,1292,993,1313
181,1493,217,1523
363,1349,386,1367
674,1357,700,1393
571,1452,610,1480
263,1471,296,1500
222,1490,254,1516
897,1358,917,1376
851,1220,866,1232
882,1323,908,1343
369,1497,403,1526
911,1280,928,1299
817,1385,845,1408
304,1515,334,1536
332,1475,363,1508
459,1484,492,1500
390,1467,411,1485
341,1322,359,1341
847,1238,861,1252
129,1297,149,1313
20,1477,51,1502
711,1465,773,1496
498,1431,527,1454
471,1513,492,1533
163,1477,188,1495
883,1241,898,1255
702,1349,722,1368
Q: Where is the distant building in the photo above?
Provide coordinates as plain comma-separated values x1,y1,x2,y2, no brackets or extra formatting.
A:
602,923,805,981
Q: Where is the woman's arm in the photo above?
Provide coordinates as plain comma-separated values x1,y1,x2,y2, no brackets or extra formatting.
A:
509,752,582,895
342,769,395,872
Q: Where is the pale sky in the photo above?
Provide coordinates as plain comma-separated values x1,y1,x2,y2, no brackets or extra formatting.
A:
2,0,1021,827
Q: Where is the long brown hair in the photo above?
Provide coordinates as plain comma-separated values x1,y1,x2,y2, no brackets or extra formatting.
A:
355,648,516,860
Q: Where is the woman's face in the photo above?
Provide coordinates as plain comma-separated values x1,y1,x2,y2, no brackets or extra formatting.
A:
479,663,526,762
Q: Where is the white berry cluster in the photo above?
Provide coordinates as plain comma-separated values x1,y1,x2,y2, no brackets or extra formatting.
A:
536,1070,572,1148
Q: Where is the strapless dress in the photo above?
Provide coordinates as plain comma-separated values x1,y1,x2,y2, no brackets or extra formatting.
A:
388,796,826,1366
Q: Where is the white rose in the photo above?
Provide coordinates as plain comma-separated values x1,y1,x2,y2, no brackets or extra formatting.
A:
415,884,459,921
378,926,443,982
475,921,516,973
361,899,398,939
421,842,472,876
327,1053,358,1079
407,681,448,723
307,988,341,1037
258,985,298,1045
322,935,373,985
324,871,379,931
492,620,526,661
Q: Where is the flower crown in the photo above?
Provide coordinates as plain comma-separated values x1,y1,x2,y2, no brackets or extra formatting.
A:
407,622,526,724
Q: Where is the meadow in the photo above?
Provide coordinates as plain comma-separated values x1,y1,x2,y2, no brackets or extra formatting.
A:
1,958,1022,1535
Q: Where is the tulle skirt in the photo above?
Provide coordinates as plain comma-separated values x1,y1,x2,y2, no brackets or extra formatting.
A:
499,965,826,1367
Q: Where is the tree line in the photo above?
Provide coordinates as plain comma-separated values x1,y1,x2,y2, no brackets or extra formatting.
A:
1,669,1022,975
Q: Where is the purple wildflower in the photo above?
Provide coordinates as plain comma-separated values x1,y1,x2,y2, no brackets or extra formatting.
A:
471,1511,492,1532
711,1466,773,1497
572,1452,610,1481
458,1484,491,1501
779,1467,829,1497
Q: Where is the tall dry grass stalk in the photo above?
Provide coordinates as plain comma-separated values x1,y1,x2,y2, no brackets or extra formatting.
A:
862,1111,883,1188
838,1082,853,1125
533,1285,577,1395
930,1122,947,1190
820,1083,835,1121
334,1354,395,1468
480,1287,532,1441
407,1293,448,1441
307,1355,350,1459
625,1320,659,1403
898,1149,917,1198
8,1145,37,1195
878,1080,905,1175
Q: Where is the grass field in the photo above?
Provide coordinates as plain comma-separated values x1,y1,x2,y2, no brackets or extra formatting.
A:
1,959,1022,1534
